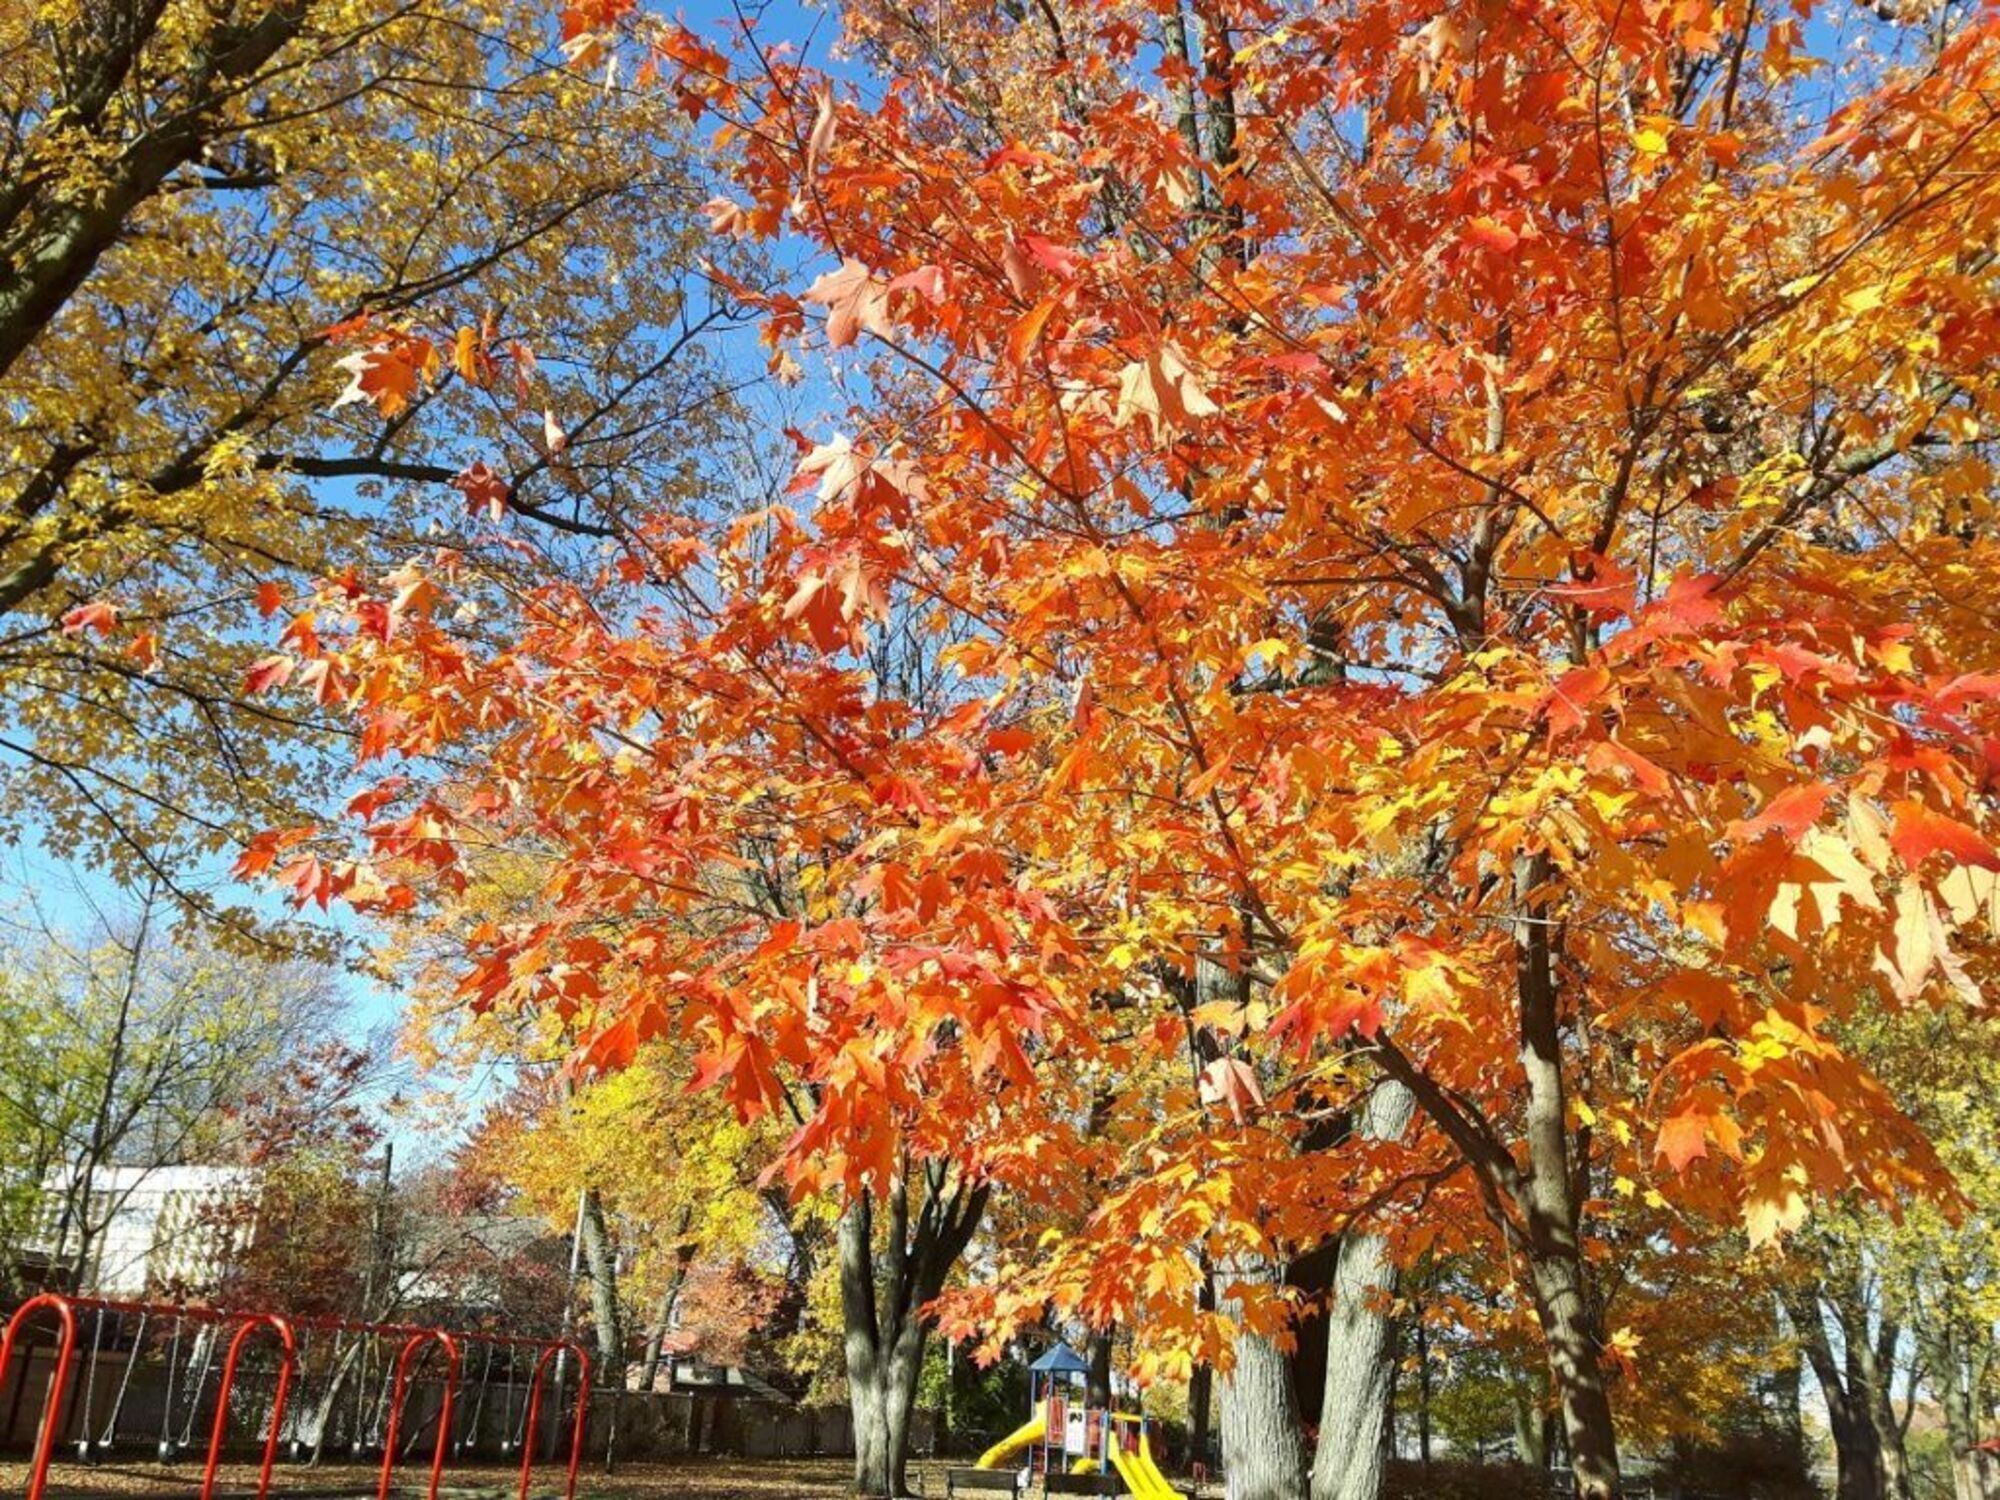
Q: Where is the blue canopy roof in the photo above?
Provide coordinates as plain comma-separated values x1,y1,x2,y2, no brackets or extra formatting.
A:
1028,1342,1090,1377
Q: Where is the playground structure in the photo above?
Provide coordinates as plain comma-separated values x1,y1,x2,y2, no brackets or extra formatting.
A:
0,1293,590,1500
948,1344,1182,1499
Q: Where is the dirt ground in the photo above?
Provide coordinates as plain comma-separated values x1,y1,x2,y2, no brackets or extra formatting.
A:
3,1455,1217,1499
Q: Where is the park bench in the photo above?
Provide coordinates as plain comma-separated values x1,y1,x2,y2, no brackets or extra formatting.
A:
943,1468,1026,1496
1042,1474,1196,1498
1041,1475,1127,1495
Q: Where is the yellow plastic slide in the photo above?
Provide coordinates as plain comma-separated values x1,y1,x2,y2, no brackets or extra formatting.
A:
1133,1429,1178,1497
974,1416,1044,1470
1108,1442,1173,1499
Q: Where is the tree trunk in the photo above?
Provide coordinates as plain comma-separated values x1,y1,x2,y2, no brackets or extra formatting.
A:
576,1188,626,1387
1859,1316,1912,1500
1527,1249,1620,1500
1933,1339,1995,1500
1415,1314,1431,1469
1087,1327,1113,1409
1189,1258,1215,1476
839,1168,989,1497
1514,854,1619,1500
842,1198,892,1496
1309,1080,1414,1500
635,1210,697,1394
1511,1377,1548,1471
1785,1285,1884,1500
1216,1254,1309,1500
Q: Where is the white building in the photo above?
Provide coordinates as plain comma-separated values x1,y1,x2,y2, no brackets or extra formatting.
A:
29,1164,257,1295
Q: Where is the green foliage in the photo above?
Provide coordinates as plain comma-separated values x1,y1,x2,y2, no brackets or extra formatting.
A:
0,879,343,1289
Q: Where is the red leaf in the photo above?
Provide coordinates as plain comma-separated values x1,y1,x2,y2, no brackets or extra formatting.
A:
1197,1057,1266,1126
452,461,510,521
1730,783,1835,847
1586,739,1671,795
1544,665,1611,738
1890,800,2000,871
244,654,295,695
1933,672,2000,714
1008,297,1058,366
330,337,435,417
1019,234,1084,279
1548,552,1638,619
985,725,1036,756
60,600,119,636
255,581,286,618
1461,216,1519,254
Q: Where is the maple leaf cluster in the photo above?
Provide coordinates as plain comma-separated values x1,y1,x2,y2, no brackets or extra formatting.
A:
246,0,2000,1483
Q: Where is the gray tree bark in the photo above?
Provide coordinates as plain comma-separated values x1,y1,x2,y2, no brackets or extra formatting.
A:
1216,1254,1310,1500
1513,854,1619,1500
839,1166,988,1496
1856,1313,1912,1500
576,1187,626,1386
1511,1377,1549,1470
635,1205,698,1393
1310,1080,1414,1500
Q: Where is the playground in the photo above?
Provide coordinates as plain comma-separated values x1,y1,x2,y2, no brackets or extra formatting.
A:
1,1294,1217,1500
0,1457,1232,1500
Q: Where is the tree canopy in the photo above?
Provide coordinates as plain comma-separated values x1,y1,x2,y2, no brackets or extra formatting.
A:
157,0,2000,1493
0,0,740,917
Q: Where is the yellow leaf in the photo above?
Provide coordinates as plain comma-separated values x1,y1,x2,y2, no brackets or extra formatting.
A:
1842,283,1886,315
1744,1185,1807,1248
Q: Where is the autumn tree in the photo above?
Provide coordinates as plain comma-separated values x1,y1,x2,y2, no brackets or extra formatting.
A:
0,0,742,919
252,2,2000,1499
471,1050,786,1391
199,1036,392,1318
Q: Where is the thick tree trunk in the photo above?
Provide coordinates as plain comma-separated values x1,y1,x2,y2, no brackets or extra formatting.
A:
1216,1254,1309,1500
1086,1328,1113,1409
1933,1341,1999,1500
842,1198,893,1496
1858,1316,1912,1500
1527,1249,1620,1500
1785,1285,1884,1500
1309,1080,1414,1500
839,1169,988,1496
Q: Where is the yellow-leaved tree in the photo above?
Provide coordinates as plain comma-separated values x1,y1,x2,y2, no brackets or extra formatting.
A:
0,0,742,915
476,1051,797,1392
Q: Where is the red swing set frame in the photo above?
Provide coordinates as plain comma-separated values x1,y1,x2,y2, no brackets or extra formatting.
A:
0,1294,591,1500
